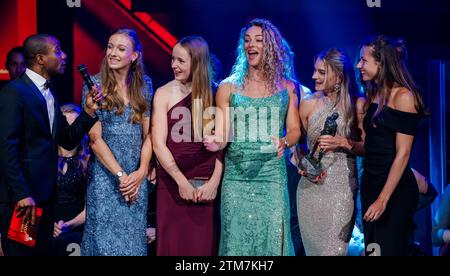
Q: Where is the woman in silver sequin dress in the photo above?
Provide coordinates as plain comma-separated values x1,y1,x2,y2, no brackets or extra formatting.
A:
294,49,365,256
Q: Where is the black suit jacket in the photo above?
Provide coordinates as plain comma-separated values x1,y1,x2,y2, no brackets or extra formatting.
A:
0,73,97,204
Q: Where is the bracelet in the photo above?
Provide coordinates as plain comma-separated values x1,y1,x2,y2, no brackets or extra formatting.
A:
284,137,290,148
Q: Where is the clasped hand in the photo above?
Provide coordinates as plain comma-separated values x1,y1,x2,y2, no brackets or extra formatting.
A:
178,179,219,203
119,168,147,204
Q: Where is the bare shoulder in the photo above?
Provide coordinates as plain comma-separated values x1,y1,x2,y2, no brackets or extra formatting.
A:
392,87,417,113
302,91,320,105
300,92,320,114
219,77,237,90
283,79,296,93
162,80,179,91
153,81,176,105
216,78,236,99
283,80,299,102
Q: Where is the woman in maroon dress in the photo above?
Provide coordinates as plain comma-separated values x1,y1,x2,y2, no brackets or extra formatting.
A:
152,36,223,256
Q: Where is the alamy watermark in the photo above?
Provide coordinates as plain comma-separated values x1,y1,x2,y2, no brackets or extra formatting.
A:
67,243,81,256
169,99,283,153
367,0,382,8
366,243,381,256
67,0,81,8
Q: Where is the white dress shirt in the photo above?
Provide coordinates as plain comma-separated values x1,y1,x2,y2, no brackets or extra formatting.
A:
25,68,55,134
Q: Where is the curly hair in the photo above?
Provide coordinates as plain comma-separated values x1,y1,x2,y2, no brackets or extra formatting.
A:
229,18,293,93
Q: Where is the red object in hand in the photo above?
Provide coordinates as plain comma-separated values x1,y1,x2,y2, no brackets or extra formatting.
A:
7,207,43,248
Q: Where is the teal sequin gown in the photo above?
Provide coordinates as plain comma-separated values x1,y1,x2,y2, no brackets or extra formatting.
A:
219,89,294,256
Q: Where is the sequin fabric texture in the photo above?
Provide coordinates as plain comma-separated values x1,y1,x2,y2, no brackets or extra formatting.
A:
297,98,357,256
81,75,153,256
219,89,294,256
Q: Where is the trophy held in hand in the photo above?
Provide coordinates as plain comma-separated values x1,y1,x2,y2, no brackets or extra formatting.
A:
299,112,339,182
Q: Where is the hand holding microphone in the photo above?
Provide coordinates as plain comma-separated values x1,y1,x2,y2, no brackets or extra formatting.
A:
77,64,104,116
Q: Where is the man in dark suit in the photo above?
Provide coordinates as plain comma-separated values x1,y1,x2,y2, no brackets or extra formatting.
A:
0,34,101,256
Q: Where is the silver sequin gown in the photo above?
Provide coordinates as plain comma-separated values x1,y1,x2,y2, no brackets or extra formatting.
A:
297,98,357,256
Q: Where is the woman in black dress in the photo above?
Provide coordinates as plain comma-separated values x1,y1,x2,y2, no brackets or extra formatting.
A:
356,36,427,256
51,104,89,256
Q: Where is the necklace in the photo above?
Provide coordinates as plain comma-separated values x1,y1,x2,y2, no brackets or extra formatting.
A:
322,93,338,112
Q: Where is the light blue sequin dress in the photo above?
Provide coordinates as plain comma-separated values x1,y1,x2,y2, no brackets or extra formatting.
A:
219,89,294,256
80,75,153,256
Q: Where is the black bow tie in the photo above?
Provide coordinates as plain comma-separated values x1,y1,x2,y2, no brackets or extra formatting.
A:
44,80,54,90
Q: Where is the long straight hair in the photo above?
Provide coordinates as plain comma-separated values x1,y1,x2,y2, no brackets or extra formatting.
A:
316,48,358,139
178,36,213,139
357,35,427,118
100,28,148,123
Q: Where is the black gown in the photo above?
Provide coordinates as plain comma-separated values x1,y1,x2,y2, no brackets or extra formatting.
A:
51,156,86,256
362,103,421,256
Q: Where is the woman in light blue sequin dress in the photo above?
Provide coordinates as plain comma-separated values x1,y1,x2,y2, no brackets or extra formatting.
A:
80,28,153,256
204,19,301,256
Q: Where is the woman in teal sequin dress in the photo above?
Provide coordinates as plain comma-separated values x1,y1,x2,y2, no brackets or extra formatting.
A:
204,19,301,256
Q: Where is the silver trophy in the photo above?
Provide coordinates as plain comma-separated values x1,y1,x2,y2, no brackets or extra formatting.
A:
299,112,339,181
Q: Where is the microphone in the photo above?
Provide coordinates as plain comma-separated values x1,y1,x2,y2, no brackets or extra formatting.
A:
77,64,94,90
77,64,101,105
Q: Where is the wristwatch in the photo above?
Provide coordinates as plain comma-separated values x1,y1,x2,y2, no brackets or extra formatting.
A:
116,171,124,178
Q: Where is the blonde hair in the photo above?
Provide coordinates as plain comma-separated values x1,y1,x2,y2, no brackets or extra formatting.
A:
316,48,358,139
178,36,213,139
100,28,148,123
229,18,292,93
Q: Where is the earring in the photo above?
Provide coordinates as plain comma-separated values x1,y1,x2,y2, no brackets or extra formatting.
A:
334,84,340,93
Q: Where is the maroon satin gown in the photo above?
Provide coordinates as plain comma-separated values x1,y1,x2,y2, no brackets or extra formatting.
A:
156,94,222,256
